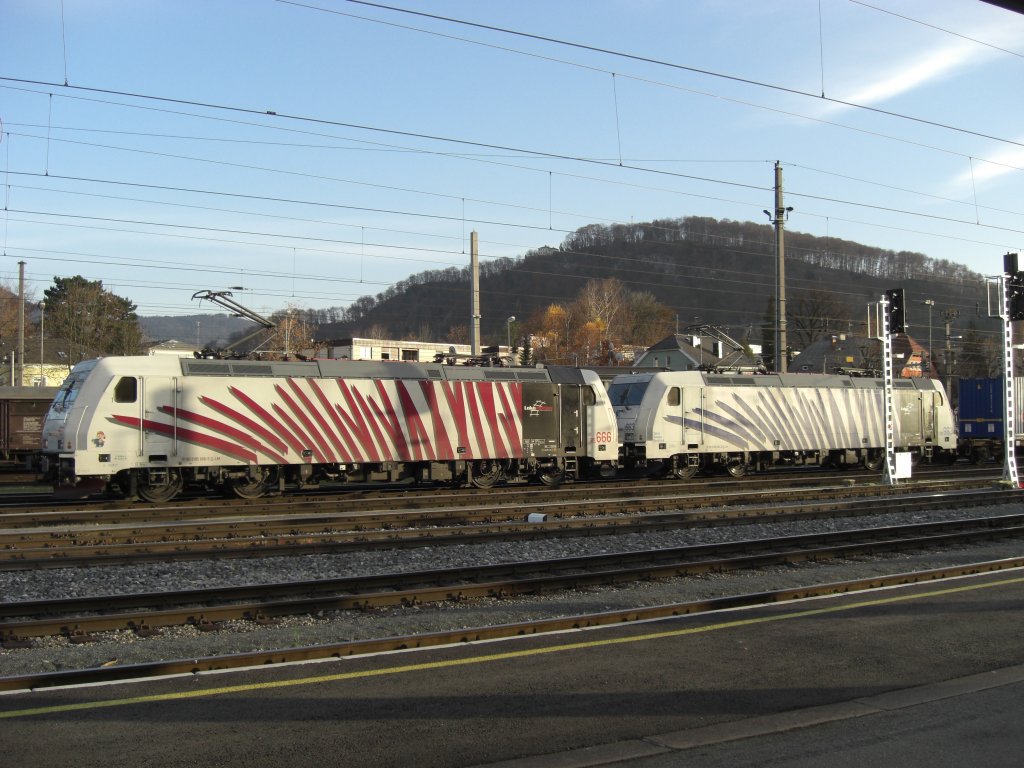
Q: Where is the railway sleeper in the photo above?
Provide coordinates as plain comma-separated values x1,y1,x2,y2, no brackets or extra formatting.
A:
195,617,223,633
0,634,34,649
67,627,100,644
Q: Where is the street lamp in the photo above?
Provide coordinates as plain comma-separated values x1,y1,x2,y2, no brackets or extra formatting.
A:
506,316,516,352
921,299,934,376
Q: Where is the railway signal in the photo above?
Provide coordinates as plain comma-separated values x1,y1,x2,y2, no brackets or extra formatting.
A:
885,288,906,333
1004,253,1024,321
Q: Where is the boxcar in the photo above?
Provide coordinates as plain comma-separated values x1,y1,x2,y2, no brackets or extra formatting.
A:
957,377,1024,462
0,386,59,466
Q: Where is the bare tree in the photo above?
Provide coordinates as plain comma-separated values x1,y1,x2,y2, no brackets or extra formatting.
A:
788,288,849,351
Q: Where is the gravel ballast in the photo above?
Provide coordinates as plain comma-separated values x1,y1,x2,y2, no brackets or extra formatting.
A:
1,503,1022,677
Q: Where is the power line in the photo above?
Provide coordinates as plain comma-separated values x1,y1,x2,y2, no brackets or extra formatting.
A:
267,2,1024,172
0,78,780,199
314,0,1024,150
2,9,1018,321
7,86,1022,256
9,126,1024,246
849,0,1024,59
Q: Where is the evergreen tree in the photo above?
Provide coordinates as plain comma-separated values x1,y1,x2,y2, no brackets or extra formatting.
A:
43,276,143,363
518,335,533,366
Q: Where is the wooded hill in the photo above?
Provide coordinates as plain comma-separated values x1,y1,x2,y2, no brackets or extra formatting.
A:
139,216,997,361
315,216,993,353
140,314,257,348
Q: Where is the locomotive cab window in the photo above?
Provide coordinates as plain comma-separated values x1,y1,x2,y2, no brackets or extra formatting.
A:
114,376,138,403
667,387,680,406
607,381,648,407
583,386,596,406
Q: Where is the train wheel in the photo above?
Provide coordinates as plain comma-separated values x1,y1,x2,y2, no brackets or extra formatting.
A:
725,463,748,478
470,459,502,489
137,469,183,503
863,449,885,471
671,456,699,480
537,469,565,487
226,469,272,499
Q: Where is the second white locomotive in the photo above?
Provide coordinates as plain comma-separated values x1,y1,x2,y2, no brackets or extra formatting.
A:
607,371,957,478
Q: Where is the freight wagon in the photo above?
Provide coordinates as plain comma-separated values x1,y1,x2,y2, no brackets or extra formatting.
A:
957,377,1024,463
0,386,59,466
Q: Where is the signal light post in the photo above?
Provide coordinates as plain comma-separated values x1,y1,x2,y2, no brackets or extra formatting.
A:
871,288,909,485
885,287,906,334
880,292,898,484
995,253,1021,487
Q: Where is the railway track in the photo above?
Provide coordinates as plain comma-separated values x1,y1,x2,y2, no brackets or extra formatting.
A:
1,553,1021,694
0,461,998,514
3,513,1023,646
0,477,1012,568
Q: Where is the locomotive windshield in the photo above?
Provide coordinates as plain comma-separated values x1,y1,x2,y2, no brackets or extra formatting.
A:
46,360,97,414
607,381,648,407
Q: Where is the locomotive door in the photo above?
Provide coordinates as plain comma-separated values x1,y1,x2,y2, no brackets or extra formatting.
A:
522,383,558,457
141,376,178,459
923,392,936,440
559,385,583,455
684,386,703,449
895,390,925,446
672,386,702,449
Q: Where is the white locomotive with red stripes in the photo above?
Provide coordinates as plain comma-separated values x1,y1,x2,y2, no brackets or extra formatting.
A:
40,356,619,502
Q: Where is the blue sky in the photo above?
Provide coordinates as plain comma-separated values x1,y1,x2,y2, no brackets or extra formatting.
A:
2,0,1023,327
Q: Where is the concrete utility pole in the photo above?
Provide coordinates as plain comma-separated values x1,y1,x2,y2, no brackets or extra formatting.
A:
943,308,959,395
470,231,481,356
17,261,25,387
764,163,792,373
921,299,935,375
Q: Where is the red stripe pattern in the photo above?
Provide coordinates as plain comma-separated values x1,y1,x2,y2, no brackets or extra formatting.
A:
111,377,525,466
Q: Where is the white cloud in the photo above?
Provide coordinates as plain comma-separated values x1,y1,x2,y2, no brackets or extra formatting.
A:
839,42,976,106
948,145,1024,190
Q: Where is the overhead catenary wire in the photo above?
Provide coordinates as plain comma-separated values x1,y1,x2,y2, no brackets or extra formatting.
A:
2,4,1019,330
6,128,1024,245
311,0,1024,150
6,80,1024,242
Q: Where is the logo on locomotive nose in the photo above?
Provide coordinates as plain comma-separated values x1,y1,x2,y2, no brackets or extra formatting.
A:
524,400,554,416
94,431,106,447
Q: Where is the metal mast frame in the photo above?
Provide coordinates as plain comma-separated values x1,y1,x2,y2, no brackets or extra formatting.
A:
994,275,1019,487
880,296,898,485
869,295,898,485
